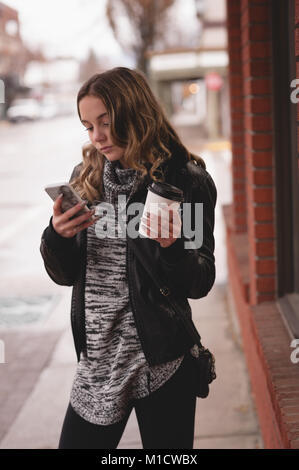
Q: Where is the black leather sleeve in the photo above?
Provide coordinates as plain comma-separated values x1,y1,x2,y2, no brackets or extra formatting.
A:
157,168,217,299
39,163,82,286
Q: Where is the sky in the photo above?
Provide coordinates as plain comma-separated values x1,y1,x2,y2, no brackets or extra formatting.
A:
3,0,128,63
3,0,199,64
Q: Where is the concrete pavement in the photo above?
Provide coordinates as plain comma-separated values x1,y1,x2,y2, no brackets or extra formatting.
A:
0,281,264,449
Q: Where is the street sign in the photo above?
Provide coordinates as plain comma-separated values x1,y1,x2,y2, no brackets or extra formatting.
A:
206,72,223,91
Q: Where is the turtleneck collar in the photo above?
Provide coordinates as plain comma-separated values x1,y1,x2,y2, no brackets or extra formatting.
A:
102,158,139,205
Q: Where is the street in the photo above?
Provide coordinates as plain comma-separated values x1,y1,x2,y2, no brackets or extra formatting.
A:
0,113,87,293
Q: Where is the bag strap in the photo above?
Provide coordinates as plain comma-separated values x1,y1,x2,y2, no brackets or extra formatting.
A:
128,237,205,350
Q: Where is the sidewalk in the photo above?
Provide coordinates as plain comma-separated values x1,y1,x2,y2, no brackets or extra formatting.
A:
0,281,263,449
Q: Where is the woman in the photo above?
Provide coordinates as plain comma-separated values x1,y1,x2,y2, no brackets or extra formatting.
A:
40,67,217,449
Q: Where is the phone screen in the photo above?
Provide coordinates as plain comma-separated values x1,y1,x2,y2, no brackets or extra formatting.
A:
45,183,89,221
59,185,88,220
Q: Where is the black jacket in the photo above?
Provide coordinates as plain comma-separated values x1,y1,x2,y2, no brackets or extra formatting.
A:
40,149,217,366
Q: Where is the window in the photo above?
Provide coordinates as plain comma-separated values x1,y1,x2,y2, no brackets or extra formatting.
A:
272,0,299,338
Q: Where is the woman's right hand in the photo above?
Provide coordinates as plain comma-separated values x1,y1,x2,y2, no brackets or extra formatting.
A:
52,195,99,238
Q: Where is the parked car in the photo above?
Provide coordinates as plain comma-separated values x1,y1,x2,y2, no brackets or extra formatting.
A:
39,97,59,119
7,99,41,122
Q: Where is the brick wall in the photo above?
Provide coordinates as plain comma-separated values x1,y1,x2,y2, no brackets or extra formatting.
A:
224,0,299,449
227,0,275,304
227,1,247,234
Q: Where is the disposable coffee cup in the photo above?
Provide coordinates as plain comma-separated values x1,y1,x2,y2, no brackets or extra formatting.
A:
139,182,184,239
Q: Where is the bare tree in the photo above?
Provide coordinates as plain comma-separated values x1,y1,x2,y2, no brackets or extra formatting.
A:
79,48,102,82
106,0,175,74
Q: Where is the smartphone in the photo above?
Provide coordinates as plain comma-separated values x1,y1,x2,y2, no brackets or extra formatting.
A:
44,182,92,221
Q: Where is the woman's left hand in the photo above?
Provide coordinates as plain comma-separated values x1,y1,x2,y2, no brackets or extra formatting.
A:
145,209,181,248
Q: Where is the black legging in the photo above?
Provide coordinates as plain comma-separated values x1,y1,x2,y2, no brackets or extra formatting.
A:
58,352,197,449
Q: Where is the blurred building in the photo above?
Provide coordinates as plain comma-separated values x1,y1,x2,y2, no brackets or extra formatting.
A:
24,57,80,96
223,0,299,449
147,0,228,140
0,2,25,117
0,1,25,77
0,1,47,117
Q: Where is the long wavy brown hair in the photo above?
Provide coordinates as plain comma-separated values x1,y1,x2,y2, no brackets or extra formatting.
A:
71,66,206,202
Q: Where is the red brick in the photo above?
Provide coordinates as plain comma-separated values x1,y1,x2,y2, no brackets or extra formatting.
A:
271,368,298,379
232,121,244,133
230,75,243,89
274,377,299,388
228,14,243,30
251,151,273,167
245,132,272,150
231,142,244,154
256,277,276,291
280,398,299,406
234,215,247,228
244,78,272,95
245,114,272,132
231,110,244,122
232,134,244,146
254,205,273,222
227,1,242,16
230,62,244,74
254,223,275,238
231,96,244,111
245,97,272,113
296,0,299,23
243,59,271,78
234,182,245,192
282,407,299,416
261,336,288,347
277,391,299,401
252,168,273,185
234,197,247,210
296,28,299,56
253,187,273,203
256,241,275,257
228,27,242,40
284,414,299,423
233,167,246,180
229,50,243,63
244,24,271,42
241,4,271,26
233,153,246,163
243,42,271,61
256,259,276,275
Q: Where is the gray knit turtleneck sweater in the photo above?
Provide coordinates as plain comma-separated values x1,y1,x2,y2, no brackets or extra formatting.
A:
70,158,184,426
